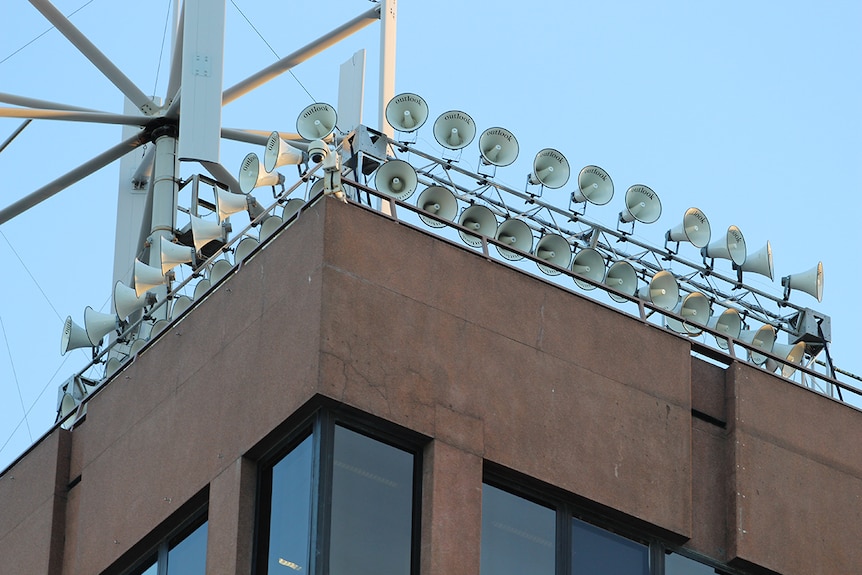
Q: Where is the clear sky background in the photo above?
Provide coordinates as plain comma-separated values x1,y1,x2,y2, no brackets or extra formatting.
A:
1,0,860,472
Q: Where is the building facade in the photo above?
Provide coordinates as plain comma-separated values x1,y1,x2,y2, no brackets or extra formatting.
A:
1,197,860,574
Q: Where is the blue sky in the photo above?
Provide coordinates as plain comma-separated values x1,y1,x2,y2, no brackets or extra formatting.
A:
1,0,860,471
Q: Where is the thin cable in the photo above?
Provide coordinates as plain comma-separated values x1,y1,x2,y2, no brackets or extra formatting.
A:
229,0,316,102
152,0,174,99
0,317,32,443
0,230,63,322
0,0,96,66
0,353,72,459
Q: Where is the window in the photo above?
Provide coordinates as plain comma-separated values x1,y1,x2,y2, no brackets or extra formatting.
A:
480,483,556,575
481,480,734,575
256,411,422,575
128,515,208,575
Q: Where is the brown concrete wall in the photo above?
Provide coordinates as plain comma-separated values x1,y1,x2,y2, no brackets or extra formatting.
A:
61,207,326,574
3,197,859,575
316,199,693,540
0,429,70,575
727,363,862,575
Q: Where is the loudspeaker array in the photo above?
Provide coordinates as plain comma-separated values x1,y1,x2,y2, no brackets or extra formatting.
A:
58,96,840,421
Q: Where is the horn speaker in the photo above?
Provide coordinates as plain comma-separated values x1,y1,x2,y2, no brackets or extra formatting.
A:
605,261,638,303
374,159,418,201
264,131,304,172
782,262,823,302
190,215,225,253
534,233,571,275
61,316,91,355
84,306,118,346
619,185,661,224
572,165,614,206
665,291,711,335
239,152,283,194
638,270,679,310
417,186,458,228
433,110,476,150
703,225,746,266
296,102,337,139
571,248,605,290
494,218,533,261
766,341,807,378
385,93,429,133
736,241,773,280
114,280,149,320
478,127,519,166
134,259,167,297
739,324,776,365
458,205,497,248
160,236,195,274
708,308,742,350
528,148,570,189
666,207,711,248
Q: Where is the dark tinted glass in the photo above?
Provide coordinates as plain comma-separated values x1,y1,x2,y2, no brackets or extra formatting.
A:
267,434,314,573
329,425,415,575
571,517,649,575
166,520,208,575
480,484,556,575
666,552,718,575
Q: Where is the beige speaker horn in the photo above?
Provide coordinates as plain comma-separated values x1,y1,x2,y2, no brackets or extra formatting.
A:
739,324,776,365
665,291,711,335
84,306,119,346
495,218,533,261
264,131,304,172
528,148,570,189
417,186,458,229
296,102,337,140
534,233,571,276
134,259,167,297
703,225,746,266
458,204,497,248
160,236,195,274
571,248,606,290
638,270,679,310
619,185,661,225
707,307,742,350
374,159,418,201
605,261,638,303
666,207,711,249
781,261,823,302
239,152,284,194
385,93,429,133
61,316,92,355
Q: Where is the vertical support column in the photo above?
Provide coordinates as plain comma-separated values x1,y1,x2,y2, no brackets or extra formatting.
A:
206,457,257,574
148,126,179,319
421,440,483,575
378,0,397,138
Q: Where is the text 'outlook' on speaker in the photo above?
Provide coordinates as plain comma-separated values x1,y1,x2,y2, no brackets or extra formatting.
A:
296,102,337,140
433,110,476,150
666,207,711,249
619,185,661,225
528,148,570,189
385,93,429,133
479,127,519,167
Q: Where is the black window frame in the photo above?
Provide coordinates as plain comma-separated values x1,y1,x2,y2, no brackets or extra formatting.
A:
483,464,741,575
253,403,426,575
102,490,209,575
